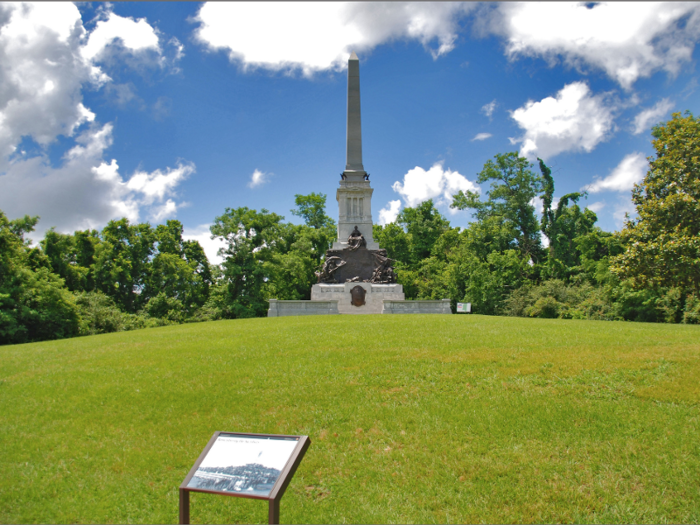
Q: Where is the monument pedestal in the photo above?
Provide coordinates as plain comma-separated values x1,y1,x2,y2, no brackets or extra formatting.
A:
334,176,379,251
311,283,405,314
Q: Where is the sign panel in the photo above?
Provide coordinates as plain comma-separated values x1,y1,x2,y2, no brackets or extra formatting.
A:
186,433,300,497
456,302,472,313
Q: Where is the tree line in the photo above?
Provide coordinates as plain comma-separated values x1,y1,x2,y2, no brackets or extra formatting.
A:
1,111,698,345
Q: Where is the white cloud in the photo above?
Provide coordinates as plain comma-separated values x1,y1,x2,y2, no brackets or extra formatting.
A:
248,169,270,188
183,224,227,265
378,200,402,225
392,161,479,208
510,81,615,160
480,2,700,90
0,123,194,239
0,3,175,166
151,199,179,223
193,2,472,75
0,3,94,165
632,98,674,135
126,164,193,205
481,100,497,118
471,132,492,141
586,201,606,214
584,152,648,193
0,3,191,237
81,11,160,61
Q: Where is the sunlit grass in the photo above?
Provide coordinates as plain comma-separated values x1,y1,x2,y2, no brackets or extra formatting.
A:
1,315,699,523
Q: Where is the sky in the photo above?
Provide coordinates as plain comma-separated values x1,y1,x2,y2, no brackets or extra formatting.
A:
0,2,699,264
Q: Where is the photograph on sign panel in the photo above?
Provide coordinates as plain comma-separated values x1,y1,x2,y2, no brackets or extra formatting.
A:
187,434,299,496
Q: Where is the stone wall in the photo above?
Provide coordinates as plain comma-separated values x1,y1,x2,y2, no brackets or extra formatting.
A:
382,299,452,314
267,299,339,317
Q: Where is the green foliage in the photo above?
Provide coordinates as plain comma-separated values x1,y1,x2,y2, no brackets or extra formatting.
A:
291,192,335,230
395,199,451,262
452,152,543,262
503,279,616,320
3,266,81,343
74,291,166,335
373,222,412,265
143,292,185,323
210,206,285,318
611,111,700,293
683,294,700,324
264,224,318,300
373,200,452,299
41,228,98,292
291,193,337,265
0,211,80,345
93,218,156,313
147,220,212,316
536,158,598,280
75,291,127,335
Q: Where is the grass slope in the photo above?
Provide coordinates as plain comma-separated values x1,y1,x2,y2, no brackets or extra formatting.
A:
1,315,699,524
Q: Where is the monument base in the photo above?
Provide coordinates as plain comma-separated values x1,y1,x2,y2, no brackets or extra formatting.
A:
268,285,453,316
311,282,404,314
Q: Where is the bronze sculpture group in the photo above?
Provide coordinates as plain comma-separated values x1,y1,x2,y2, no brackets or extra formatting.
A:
315,226,396,284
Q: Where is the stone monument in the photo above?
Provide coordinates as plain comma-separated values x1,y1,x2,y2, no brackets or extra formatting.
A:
268,53,451,317
308,52,406,314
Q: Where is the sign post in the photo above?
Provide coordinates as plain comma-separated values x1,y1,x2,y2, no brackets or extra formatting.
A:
179,432,310,525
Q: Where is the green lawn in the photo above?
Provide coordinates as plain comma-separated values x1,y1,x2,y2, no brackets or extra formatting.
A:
1,314,699,524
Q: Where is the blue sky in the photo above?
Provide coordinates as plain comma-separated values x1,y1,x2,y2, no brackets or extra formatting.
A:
0,2,698,263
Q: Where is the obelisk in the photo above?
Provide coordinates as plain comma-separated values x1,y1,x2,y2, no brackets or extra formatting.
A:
334,52,378,250
345,52,364,175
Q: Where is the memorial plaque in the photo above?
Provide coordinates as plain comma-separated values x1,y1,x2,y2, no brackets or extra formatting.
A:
180,432,310,524
186,433,298,496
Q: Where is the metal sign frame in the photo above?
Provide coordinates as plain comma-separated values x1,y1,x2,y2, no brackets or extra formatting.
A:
179,431,311,524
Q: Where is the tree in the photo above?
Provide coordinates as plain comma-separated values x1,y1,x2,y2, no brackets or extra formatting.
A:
395,199,451,263
373,222,412,265
264,224,318,301
452,152,543,262
291,193,335,230
93,219,156,313
210,207,284,318
41,229,98,292
537,158,598,279
1,210,79,345
611,111,700,293
146,220,212,316
290,193,336,264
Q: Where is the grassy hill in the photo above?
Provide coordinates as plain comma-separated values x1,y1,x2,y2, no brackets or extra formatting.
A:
1,314,699,524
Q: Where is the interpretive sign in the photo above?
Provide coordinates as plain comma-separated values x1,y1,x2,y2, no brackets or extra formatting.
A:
179,432,310,524
456,302,472,313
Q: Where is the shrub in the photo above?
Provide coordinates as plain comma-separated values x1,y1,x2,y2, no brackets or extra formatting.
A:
683,294,700,324
143,292,185,323
75,291,127,335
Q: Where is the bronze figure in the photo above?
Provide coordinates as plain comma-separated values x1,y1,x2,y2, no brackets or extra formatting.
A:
315,256,346,283
347,225,366,251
